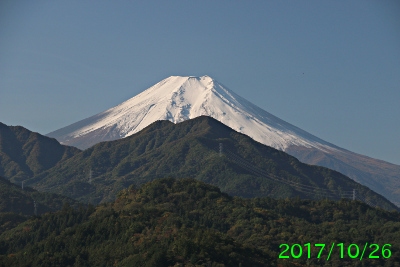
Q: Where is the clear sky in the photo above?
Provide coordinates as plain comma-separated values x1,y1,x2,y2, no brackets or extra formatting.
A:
1,1,399,165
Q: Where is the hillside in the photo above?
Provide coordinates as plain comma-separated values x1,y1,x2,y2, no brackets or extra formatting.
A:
0,175,81,216
286,145,400,207
1,178,399,266
28,116,397,210
0,122,81,183
45,75,400,207
0,175,82,236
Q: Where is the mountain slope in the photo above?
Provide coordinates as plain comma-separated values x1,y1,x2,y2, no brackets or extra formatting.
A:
0,122,81,182
32,117,397,210
286,145,400,206
0,175,81,216
47,75,333,151
1,178,399,266
46,75,400,207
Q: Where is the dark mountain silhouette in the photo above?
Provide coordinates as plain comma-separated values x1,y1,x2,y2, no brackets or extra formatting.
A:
0,122,81,183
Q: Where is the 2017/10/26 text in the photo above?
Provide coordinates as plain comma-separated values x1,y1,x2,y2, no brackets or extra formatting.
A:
279,243,391,260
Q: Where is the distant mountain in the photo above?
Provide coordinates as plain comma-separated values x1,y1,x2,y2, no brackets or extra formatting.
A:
0,122,81,182
47,75,333,151
46,75,400,207
0,175,81,216
32,117,397,210
286,145,400,206
1,178,399,266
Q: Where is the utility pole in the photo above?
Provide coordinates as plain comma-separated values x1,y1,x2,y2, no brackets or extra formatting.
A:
219,143,223,157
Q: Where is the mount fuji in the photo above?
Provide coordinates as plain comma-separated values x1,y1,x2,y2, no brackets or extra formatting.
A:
47,75,400,206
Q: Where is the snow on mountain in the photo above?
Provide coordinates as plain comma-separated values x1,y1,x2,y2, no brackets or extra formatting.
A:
47,75,335,152
47,75,400,207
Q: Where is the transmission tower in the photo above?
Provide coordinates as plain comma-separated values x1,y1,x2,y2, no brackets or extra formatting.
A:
219,143,223,157
89,168,92,184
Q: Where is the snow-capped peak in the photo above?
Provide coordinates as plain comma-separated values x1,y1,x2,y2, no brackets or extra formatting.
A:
46,75,400,208
47,75,335,151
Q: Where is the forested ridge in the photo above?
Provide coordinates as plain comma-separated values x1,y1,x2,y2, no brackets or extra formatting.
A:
1,178,399,266
0,176,81,216
25,117,397,210
0,175,81,236
1,118,399,266
0,122,80,183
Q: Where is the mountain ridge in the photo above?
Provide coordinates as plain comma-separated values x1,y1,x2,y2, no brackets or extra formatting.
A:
0,175,81,216
1,177,399,266
45,75,400,207
32,116,398,210
0,122,81,182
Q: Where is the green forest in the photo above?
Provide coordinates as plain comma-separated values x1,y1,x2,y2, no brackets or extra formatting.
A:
0,176,80,216
1,178,399,266
22,117,397,210
1,118,399,266
0,175,81,236
0,122,80,183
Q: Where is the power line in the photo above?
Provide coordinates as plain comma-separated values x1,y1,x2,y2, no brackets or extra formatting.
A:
215,146,380,207
355,194,377,208
222,148,353,198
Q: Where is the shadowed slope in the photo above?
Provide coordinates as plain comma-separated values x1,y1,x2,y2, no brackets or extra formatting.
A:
29,117,397,210
0,122,81,183
1,178,399,266
286,145,400,207
0,175,81,215
46,75,400,207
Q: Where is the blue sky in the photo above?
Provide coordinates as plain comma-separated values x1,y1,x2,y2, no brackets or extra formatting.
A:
1,1,399,164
